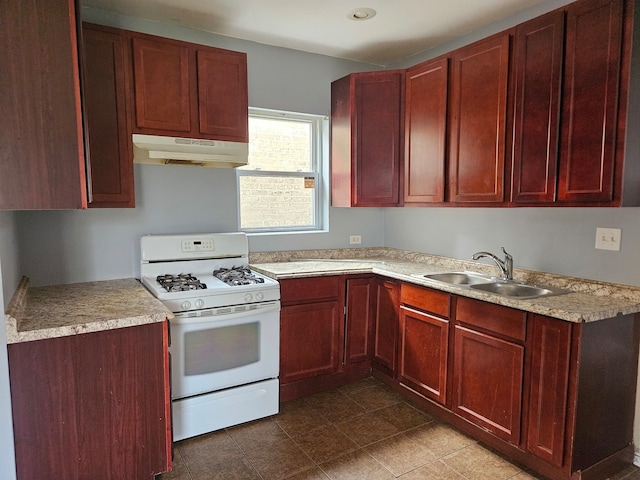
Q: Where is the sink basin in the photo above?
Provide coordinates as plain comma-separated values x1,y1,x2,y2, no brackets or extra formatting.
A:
421,272,493,286
469,282,569,299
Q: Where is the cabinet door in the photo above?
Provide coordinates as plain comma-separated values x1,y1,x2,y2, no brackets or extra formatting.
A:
372,279,400,376
453,325,524,444
0,0,87,210
511,11,564,204
131,36,191,132
8,323,171,479
557,0,624,203
354,71,404,206
196,49,248,142
280,301,342,384
404,57,448,204
527,315,572,466
82,23,135,208
399,305,449,405
345,277,374,365
448,33,510,203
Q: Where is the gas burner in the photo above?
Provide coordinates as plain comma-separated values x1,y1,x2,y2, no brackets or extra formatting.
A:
156,273,207,292
213,266,265,286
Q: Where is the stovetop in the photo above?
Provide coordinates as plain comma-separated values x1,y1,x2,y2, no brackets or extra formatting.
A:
140,233,280,312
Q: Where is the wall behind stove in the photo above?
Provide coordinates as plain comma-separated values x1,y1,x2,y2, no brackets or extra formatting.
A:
16,10,385,287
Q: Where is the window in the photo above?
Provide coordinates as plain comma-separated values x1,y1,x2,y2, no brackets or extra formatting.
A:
237,107,327,232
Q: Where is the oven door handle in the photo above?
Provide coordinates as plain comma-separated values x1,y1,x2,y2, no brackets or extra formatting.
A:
170,301,280,324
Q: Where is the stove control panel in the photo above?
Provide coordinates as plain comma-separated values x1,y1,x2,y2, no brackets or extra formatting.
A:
181,239,215,253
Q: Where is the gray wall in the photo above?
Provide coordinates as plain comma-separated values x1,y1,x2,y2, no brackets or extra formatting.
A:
0,211,19,480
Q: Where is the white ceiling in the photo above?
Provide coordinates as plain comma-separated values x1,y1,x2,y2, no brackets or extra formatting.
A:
82,0,552,66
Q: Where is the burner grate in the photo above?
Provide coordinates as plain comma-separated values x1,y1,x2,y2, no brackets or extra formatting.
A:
156,273,207,292
213,266,265,286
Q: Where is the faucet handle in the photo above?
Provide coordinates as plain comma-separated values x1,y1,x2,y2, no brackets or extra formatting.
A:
500,247,513,280
501,246,512,260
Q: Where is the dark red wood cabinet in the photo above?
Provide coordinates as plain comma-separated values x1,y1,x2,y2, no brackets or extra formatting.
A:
447,32,510,204
8,322,172,480
0,0,87,210
331,70,405,207
557,0,627,204
398,284,450,405
130,32,248,142
404,57,448,204
511,10,564,203
344,277,375,365
372,278,400,377
82,23,135,208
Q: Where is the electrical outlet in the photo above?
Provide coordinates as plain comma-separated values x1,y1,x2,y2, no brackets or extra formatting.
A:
349,235,362,245
595,227,621,251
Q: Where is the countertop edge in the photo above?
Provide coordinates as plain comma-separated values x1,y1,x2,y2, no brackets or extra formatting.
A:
250,253,640,324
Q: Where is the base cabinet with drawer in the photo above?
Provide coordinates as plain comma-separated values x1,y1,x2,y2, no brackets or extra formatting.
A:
279,275,375,401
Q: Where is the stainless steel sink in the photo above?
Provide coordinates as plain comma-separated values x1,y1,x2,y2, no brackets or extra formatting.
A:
420,272,494,285
469,282,570,299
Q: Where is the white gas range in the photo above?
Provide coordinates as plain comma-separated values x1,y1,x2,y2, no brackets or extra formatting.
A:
140,232,280,441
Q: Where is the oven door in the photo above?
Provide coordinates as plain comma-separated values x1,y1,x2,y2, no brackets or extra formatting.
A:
169,300,280,400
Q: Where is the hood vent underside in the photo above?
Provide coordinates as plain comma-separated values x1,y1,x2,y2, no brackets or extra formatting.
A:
132,134,249,168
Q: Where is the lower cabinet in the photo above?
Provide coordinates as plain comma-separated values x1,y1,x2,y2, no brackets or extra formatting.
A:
278,275,640,480
398,283,450,405
279,275,374,400
372,278,400,377
8,322,171,480
452,297,526,445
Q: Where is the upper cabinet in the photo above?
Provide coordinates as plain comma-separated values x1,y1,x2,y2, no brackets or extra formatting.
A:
82,23,135,208
448,33,511,204
404,58,448,204
512,0,631,206
0,0,88,210
511,10,564,203
130,33,248,142
557,0,627,204
332,0,635,208
331,70,404,207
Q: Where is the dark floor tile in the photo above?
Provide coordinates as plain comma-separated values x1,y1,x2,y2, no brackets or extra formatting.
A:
294,424,359,463
176,429,244,469
227,417,289,452
158,449,191,480
373,401,434,432
319,449,394,480
276,399,331,437
303,389,367,424
244,437,315,480
346,384,403,411
405,421,476,457
338,377,382,395
397,459,466,479
365,433,437,476
336,411,401,446
285,466,331,480
189,456,261,480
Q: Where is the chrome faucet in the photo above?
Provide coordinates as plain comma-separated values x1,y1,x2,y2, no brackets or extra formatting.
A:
472,247,513,281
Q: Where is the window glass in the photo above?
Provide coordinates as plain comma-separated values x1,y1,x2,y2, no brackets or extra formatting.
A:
237,108,326,232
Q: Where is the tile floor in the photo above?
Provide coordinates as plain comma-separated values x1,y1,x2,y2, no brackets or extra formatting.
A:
159,377,640,480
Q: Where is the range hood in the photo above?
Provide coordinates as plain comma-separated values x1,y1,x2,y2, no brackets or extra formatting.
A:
132,134,248,168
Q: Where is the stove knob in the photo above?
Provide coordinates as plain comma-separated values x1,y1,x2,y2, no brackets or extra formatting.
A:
244,293,253,302
256,292,264,301
181,300,192,311
195,299,205,309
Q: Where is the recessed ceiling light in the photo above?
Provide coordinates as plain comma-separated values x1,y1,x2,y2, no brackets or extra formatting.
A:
347,8,377,21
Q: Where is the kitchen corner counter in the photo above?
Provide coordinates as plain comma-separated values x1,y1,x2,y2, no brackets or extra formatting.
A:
249,248,640,323
5,276,173,344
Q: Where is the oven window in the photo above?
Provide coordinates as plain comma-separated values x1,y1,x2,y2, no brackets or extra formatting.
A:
184,323,260,375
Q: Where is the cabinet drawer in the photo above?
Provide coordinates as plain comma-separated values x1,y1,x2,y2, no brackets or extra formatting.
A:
401,283,450,318
455,297,526,342
280,276,342,304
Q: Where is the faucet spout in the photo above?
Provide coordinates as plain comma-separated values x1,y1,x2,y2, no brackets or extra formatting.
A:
472,247,513,281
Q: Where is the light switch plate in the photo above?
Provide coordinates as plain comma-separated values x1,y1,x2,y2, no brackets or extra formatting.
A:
595,227,621,251
349,235,362,245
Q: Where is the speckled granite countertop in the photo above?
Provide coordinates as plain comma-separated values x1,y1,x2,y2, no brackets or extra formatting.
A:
5,277,173,344
249,247,640,323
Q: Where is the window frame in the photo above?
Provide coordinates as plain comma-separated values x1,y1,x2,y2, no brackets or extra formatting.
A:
236,107,328,233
